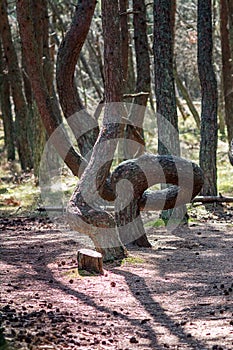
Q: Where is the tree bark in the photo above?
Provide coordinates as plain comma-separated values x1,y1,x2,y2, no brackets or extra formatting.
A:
153,0,187,224
0,0,32,170
17,0,84,177
67,0,128,262
56,0,99,159
0,39,15,161
198,0,218,196
221,0,233,165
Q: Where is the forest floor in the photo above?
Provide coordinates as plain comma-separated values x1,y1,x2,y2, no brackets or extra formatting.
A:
1,205,233,350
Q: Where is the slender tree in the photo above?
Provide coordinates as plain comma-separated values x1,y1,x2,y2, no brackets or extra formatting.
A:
222,0,233,164
17,0,84,176
153,0,188,225
0,39,15,161
198,0,218,195
0,0,32,170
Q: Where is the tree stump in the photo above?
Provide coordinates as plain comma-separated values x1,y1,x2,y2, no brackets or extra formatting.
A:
77,249,104,274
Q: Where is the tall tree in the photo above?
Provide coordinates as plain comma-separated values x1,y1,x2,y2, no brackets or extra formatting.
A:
0,39,15,161
198,0,218,195
0,0,33,170
222,0,233,165
17,0,84,177
153,0,187,225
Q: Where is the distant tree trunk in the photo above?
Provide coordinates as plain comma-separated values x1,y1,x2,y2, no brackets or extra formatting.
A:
123,0,150,160
198,0,218,195
154,0,187,225
0,39,15,161
0,0,33,170
222,0,233,165
17,0,83,177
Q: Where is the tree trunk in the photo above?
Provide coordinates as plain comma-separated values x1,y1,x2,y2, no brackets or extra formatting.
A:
221,0,233,164
117,0,151,247
17,0,83,177
0,0,32,171
198,0,218,196
153,0,187,225
67,0,128,262
56,0,99,159
0,39,15,161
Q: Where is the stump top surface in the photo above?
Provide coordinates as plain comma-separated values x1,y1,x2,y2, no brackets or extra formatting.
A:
78,248,102,258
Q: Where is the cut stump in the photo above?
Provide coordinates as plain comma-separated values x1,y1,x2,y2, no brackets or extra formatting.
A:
77,249,104,274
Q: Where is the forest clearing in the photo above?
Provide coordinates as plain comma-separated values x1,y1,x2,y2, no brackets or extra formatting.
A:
1,0,233,349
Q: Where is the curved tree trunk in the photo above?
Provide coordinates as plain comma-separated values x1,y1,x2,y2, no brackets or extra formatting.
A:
0,0,32,171
67,0,128,262
56,0,99,159
17,0,84,177
198,0,218,195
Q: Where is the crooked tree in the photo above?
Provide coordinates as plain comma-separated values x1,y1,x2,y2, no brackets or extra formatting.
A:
17,0,204,261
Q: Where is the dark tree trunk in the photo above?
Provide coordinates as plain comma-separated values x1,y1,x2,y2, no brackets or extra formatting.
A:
0,0,33,170
221,0,233,165
198,0,218,195
0,39,15,161
153,0,187,225
17,0,83,177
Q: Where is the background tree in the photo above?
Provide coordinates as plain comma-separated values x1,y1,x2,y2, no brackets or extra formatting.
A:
0,39,15,161
0,0,33,170
198,0,218,196
221,0,233,165
153,0,188,225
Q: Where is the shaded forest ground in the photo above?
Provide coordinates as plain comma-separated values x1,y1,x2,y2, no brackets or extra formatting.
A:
1,206,233,350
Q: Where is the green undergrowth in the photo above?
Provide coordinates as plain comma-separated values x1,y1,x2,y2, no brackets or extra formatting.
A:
121,256,145,265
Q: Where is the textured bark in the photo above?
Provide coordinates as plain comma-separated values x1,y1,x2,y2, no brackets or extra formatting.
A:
221,0,233,164
56,0,99,158
123,0,150,161
119,0,129,82
154,0,179,156
67,0,127,262
112,154,203,240
198,0,218,195
17,0,83,177
0,40,15,161
78,249,104,274
153,0,187,224
0,0,32,170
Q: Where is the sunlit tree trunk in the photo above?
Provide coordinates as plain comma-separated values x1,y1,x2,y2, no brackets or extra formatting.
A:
198,0,218,195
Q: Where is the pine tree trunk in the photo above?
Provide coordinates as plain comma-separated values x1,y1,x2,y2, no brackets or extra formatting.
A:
0,40,15,161
0,0,33,171
153,0,188,225
198,0,218,196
